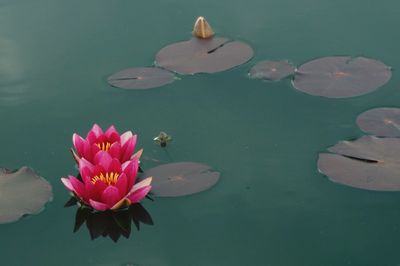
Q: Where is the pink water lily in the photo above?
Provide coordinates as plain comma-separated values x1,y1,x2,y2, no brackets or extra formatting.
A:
72,124,137,163
61,151,152,211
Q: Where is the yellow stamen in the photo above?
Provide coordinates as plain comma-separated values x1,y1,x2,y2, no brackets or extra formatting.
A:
96,142,112,151
91,172,120,185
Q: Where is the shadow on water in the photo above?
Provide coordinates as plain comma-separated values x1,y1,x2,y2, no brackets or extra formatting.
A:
65,198,154,242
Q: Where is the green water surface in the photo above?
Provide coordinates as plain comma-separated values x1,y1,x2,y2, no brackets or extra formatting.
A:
1,0,400,265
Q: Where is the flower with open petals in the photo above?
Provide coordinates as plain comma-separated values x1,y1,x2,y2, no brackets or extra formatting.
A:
61,151,152,211
72,124,137,163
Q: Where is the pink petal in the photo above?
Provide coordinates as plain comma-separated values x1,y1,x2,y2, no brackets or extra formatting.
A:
61,177,74,191
115,173,128,196
121,137,136,162
69,176,88,202
120,131,134,146
108,142,121,159
93,179,107,196
86,131,98,144
80,167,93,184
94,151,112,169
129,177,153,195
91,143,100,156
79,158,94,173
105,126,120,142
122,159,139,188
89,199,109,211
72,134,85,157
90,124,104,138
127,186,151,203
109,158,121,173
83,141,94,162
101,186,122,208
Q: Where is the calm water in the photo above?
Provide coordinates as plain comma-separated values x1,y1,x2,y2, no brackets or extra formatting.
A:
1,0,400,265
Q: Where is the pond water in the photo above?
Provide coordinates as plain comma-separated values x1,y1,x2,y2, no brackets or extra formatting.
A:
1,0,400,265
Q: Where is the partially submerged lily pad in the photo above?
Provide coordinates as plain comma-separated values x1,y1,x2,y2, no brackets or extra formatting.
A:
318,136,400,191
0,167,52,223
293,56,391,98
356,108,400,137
142,162,220,197
107,67,175,90
155,37,253,74
249,60,295,81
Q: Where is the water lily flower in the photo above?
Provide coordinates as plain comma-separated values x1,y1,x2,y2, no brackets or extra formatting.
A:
72,124,137,163
61,151,152,211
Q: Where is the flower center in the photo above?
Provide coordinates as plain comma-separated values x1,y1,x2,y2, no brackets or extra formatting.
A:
91,172,120,186
96,142,111,151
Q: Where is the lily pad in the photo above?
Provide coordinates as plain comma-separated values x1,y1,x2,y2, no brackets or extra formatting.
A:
356,107,400,137
107,67,175,90
155,37,253,74
0,167,52,223
142,162,220,197
249,60,295,81
318,136,400,191
292,56,391,98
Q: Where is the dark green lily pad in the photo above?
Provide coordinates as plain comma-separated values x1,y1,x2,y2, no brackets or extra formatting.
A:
0,167,53,223
155,37,253,74
293,56,391,98
356,108,400,137
107,67,175,90
142,162,220,197
318,136,400,191
249,60,295,81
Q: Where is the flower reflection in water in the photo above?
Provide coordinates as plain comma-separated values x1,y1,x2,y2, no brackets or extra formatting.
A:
66,198,153,242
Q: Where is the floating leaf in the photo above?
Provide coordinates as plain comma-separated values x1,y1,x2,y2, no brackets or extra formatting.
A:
249,60,295,81
107,67,175,90
155,37,253,74
292,56,391,98
318,136,400,191
142,162,220,197
0,167,52,223
356,107,400,137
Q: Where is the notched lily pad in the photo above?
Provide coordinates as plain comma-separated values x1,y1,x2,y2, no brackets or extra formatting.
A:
293,56,391,98
0,167,53,223
356,107,400,137
155,37,253,74
249,60,295,81
142,162,220,197
107,67,175,90
318,136,400,191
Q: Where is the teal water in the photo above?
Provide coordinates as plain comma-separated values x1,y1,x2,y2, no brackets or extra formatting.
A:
1,0,400,265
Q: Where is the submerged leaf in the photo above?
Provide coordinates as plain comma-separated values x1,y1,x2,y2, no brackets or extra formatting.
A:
107,67,175,90
0,167,52,223
155,37,253,74
249,60,295,81
318,136,400,191
356,107,400,137
293,56,391,98
142,162,220,197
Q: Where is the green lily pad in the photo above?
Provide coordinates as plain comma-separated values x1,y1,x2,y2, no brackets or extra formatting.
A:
107,67,175,90
293,56,391,98
249,60,295,81
356,107,400,137
155,37,253,74
142,162,220,197
0,167,53,223
318,136,400,191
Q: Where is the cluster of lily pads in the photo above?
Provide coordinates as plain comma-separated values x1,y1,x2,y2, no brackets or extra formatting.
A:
319,108,400,191
108,17,392,100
